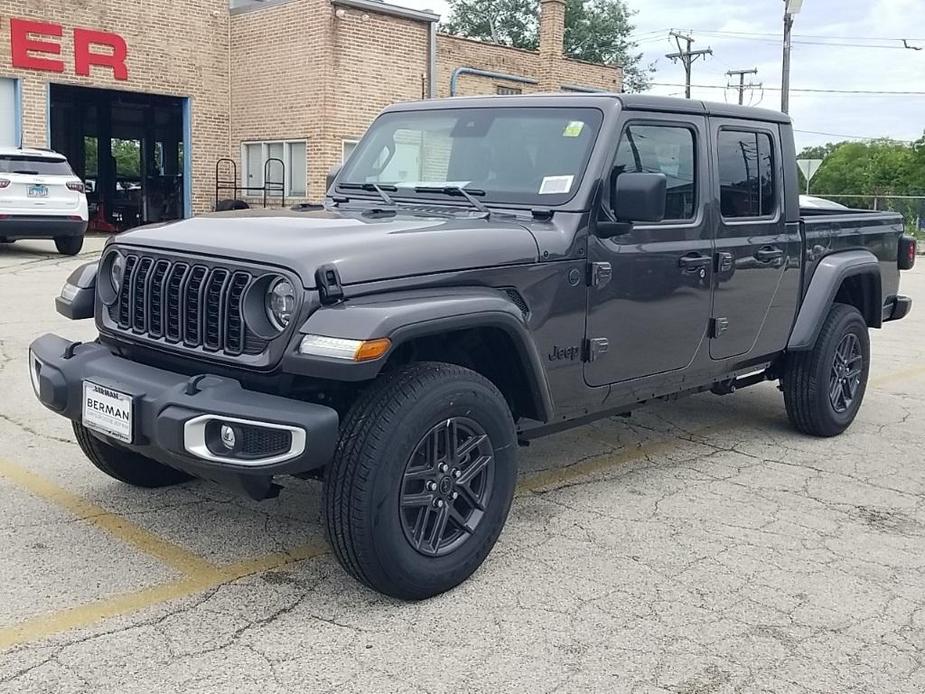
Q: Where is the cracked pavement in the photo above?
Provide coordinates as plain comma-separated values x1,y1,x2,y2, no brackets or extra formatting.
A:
1,238,923,693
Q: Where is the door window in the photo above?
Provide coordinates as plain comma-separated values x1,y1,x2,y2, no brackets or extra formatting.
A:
614,124,697,221
718,130,777,218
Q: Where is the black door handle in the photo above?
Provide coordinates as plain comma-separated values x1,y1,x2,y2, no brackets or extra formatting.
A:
679,254,711,272
755,247,784,263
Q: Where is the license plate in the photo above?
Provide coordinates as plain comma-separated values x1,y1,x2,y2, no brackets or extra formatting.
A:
82,381,133,443
28,184,48,198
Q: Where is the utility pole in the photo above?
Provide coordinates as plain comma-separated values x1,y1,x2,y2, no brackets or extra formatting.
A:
666,31,713,99
781,0,804,113
726,68,759,105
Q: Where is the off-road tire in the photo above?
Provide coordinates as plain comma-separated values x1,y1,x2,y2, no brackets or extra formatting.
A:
783,303,870,437
73,421,193,487
323,362,517,600
55,235,84,256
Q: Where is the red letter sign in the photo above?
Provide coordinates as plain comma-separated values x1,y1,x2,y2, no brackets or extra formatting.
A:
74,28,128,80
10,18,64,73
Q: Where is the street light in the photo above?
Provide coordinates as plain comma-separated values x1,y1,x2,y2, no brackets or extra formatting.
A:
781,0,804,113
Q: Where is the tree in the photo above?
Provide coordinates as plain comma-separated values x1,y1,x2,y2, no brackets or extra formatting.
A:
797,136,925,235
442,0,654,91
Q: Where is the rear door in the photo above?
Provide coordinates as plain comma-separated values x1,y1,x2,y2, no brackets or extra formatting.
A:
0,153,82,215
585,113,713,387
709,122,800,359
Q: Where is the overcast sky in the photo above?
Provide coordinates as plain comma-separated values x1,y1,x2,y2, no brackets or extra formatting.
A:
396,0,925,152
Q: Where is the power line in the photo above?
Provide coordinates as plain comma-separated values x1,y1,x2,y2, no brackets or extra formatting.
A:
684,29,925,42
649,82,925,95
794,129,914,143
677,32,922,50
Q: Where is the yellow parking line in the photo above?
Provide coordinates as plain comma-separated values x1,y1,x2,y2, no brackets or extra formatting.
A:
0,541,328,650
0,458,215,576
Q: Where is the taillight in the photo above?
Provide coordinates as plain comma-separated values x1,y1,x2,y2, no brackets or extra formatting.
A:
0,179,10,189
899,235,917,270
66,181,85,193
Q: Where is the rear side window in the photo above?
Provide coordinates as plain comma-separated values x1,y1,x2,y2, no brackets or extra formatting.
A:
717,130,776,218
614,124,697,221
0,155,74,176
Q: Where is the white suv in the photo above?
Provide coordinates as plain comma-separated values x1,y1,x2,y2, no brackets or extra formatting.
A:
0,147,88,255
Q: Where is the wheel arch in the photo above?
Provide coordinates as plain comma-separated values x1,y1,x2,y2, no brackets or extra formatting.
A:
788,250,882,351
288,287,555,423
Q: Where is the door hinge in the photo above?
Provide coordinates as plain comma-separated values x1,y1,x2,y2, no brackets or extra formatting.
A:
710,317,729,338
587,261,612,289
582,337,610,362
715,252,735,274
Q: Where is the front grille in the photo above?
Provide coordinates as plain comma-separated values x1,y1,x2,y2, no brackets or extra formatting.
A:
110,253,268,357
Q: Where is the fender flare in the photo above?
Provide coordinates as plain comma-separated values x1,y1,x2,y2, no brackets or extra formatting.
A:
788,250,882,351
283,287,555,422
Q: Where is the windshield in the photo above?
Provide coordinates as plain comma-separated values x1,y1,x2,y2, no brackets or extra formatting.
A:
339,107,603,206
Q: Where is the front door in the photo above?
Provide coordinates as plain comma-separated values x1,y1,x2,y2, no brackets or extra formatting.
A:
585,114,713,387
709,122,800,359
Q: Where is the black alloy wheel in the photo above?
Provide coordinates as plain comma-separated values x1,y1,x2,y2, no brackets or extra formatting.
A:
829,333,863,414
399,417,495,557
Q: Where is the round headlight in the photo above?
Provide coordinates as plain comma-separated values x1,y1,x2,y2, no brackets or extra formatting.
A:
109,252,126,292
266,278,296,330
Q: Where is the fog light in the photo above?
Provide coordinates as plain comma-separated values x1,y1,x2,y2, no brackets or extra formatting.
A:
219,424,237,451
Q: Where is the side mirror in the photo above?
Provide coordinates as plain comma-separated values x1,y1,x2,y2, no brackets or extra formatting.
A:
611,172,667,223
326,164,343,192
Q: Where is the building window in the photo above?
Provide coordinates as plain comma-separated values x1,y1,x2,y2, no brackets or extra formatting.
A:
718,130,776,218
614,124,697,221
496,85,522,95
241,140,307,198
0,78,18,148
342,139,360,163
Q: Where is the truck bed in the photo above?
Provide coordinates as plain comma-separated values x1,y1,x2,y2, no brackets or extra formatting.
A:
800,208,905,310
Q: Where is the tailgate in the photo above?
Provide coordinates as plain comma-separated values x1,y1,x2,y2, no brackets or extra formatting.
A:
0,155,82,215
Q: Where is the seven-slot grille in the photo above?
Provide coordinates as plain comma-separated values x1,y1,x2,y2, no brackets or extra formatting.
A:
110,253,266,356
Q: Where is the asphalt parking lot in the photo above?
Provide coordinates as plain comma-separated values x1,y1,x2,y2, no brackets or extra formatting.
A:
1,237,924,693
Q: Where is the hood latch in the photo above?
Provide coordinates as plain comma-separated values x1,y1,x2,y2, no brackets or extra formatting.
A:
315,263,344,305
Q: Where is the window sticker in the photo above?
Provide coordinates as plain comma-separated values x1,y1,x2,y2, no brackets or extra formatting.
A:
562,121,585,137
539,175,574,195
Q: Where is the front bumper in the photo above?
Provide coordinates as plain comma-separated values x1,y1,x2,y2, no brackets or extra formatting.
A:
29,334,339,498
0,216,87,240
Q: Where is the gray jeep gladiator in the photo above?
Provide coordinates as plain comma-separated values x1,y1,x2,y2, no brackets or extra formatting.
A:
31,94,915,599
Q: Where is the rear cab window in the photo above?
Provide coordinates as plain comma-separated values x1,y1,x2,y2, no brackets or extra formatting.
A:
717,130,777,218
0,155,75,176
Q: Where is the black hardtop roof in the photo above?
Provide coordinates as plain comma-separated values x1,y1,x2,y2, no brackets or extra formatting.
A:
385,92,792,125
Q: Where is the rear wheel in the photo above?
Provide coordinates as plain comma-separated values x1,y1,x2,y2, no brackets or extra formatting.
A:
73,421,193,487
55,235,84,256
323,362,517,600
783,303,870,437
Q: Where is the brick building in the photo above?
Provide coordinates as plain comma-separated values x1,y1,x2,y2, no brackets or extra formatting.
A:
0,0,621,228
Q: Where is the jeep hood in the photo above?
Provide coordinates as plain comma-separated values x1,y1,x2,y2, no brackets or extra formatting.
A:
114,208,539,287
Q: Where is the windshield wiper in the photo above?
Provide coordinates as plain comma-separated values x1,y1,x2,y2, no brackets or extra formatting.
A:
413,186,491,217
338,182,396,206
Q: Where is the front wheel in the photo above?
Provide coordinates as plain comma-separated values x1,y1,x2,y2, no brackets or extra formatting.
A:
323,362,517,600
783,303,870,437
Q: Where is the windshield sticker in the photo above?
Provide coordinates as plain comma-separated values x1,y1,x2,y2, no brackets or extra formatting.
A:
562,121,585,138
539,175,574,195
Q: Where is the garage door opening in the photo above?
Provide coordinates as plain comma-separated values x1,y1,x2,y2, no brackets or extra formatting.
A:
50,84,188,232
